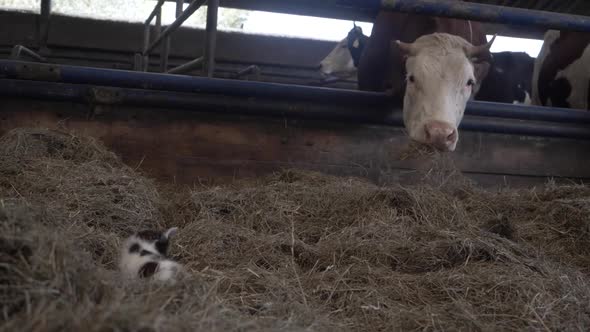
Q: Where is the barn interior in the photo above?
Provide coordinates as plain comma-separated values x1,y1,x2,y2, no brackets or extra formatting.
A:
2,1,590,331
2,0,590,187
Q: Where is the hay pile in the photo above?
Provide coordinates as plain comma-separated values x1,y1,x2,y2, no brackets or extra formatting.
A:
2,128,590,331
0,128,161,267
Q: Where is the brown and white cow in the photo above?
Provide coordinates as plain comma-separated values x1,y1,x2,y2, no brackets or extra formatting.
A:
358,11,495,151
532,30,590,110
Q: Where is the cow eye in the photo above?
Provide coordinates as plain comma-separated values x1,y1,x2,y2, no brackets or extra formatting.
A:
467,79,475,87
408,75,415,83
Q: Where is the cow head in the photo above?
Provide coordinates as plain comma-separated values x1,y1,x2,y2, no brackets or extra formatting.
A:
319,37,356,78
320,24,368,79
394,33,495,151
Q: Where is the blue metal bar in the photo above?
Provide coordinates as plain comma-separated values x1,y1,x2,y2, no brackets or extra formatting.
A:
338,0,590,32
459,117,590,140
0,60,388,106
0,78,390,121
1,60,590,124
1,78,590,140
467,101,590,125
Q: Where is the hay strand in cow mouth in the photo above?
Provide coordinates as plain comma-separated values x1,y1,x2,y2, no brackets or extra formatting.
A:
2,128,590,331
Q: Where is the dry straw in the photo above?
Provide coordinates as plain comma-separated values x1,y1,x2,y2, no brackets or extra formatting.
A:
1,128,590,331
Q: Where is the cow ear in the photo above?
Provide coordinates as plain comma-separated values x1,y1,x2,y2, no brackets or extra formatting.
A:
467,34,496,63
393,40,413,59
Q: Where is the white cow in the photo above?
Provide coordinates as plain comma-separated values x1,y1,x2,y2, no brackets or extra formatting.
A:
395,33,496,151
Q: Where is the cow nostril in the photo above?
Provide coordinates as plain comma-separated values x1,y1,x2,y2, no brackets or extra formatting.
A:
424,122,457,150
447,129,457,143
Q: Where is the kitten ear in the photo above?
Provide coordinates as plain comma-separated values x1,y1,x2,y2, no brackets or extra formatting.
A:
162,227,178,240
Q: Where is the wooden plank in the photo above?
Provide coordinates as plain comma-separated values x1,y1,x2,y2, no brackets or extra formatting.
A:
1,98,589,188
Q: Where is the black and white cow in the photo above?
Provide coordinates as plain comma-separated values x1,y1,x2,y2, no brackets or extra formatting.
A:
319,23,369,79
476,51,535,105
532,30,590,110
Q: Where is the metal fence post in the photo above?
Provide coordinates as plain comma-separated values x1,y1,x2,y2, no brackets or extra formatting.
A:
203,0,219,77
39,0,51,50
161,0,185,72
142,22,151,72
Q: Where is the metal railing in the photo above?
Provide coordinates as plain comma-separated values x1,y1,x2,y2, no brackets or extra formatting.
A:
5,0,590,130
341,0,590,32
140,0,218,77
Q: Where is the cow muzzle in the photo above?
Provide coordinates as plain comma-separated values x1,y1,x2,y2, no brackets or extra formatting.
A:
424,121,458,152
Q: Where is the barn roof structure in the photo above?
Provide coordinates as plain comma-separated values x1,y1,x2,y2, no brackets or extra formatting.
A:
165,0,590,39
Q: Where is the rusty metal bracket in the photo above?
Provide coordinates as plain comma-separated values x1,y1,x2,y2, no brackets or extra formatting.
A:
11,45,48,63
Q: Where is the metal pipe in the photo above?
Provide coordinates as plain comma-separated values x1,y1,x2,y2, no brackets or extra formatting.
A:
161,41,171,72
167,57,204,74
2,78,590,140
156,5,164,71
142,23,151,71
3,60,590,124
339,0,590,33
155,6,162,40
467,101,590,124
175,0,185,20
234,65,260,79
458,117,590,140
161,43,171,73
144,0,207,56
204,0,219,77
161,0,185,72
142,0,164,71
133,53,143,71
0,60,387,106
144,0,166,25
10,45,48,62
0,78,389,121
39,0,51,49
